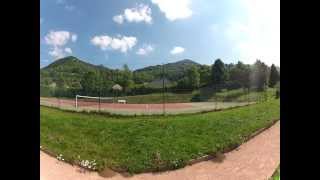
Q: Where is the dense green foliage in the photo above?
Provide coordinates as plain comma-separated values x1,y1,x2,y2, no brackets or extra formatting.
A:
199,65,211,86
41,99,280,173
211,59,227,85
250,60,269,91
134,59,201,81
40,56,279,98
177,65,200,90
229,61,251,88
269,64,280,88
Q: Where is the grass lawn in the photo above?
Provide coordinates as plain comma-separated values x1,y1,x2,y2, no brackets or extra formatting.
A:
40,99,280,173
125,88,276,104
270,165,280,180
125,92,196,103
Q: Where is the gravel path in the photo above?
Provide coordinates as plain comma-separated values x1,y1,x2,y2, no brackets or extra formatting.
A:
40,121,280,180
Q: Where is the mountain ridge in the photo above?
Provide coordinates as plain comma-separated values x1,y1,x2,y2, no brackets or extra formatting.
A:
40,56,204,90
41,56,201,72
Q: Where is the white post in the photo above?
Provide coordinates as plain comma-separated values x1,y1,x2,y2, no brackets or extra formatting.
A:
75,95,78,109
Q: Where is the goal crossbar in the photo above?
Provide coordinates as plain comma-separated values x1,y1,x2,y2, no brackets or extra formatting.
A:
75,95,113,108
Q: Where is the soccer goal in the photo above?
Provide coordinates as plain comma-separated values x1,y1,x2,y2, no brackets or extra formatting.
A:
75,95,114,108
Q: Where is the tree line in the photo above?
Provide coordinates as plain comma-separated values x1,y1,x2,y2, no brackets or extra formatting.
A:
40,59,280,98
176,59,279,91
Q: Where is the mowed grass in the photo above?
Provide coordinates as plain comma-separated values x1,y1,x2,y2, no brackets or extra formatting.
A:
40,99,280,173
125,88,276,104
125,92,196,103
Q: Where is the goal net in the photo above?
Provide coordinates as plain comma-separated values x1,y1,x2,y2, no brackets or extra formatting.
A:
75,95,114,108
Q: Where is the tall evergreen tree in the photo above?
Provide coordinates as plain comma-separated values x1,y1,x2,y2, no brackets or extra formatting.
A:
211,59,226,85
269,64,280,87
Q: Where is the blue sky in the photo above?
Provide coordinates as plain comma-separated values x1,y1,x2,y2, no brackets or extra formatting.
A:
40,0,280,70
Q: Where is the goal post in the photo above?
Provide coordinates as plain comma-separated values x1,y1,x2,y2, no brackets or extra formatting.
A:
75,95,114,109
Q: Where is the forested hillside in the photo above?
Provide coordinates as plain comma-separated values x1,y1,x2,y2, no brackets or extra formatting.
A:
40,56,280,98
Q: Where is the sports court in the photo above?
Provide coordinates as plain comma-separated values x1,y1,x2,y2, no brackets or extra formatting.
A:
40,96,253,115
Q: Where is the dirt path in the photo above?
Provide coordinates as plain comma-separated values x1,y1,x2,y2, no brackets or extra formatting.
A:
40,121,280,180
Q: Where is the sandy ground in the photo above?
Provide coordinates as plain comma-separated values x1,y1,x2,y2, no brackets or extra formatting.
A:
40,121,280,180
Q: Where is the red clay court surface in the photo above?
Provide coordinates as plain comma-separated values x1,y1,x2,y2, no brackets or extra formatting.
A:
40,97,252,115
41,97,192,109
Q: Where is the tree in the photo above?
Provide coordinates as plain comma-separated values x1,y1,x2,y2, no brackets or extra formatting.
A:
187,65,200,89
211,59,226,85
199,65,211,86
133,72,153,84
116,64,133,93
80,71,100,96
229,61,251,88
176,65,200,90
250,60,269,91
177,77,189,89
268,64,280,88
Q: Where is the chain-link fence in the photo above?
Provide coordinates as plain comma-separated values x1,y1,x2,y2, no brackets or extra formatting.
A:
40,63,277,115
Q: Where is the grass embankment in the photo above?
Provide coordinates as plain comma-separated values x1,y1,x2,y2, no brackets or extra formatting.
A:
125,92,196,103
270,165,280,180
125,88,276,104
40,99,280,173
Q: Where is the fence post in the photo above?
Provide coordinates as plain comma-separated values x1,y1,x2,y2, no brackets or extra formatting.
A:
248,88,250,105
75,95,78,109
99,83,101,112
162,63,165,115
99,96,101,112
215,85,218,110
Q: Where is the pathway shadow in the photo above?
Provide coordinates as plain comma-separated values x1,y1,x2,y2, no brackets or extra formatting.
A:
98,168,118,178
98,167,133,178
210,152,226,163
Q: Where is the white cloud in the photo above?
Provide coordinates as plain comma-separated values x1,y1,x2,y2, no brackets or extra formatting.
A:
91,36,112,50
64,47,72,54
113,4,152,24
113,15,124,24
226,0,280,66
136,44,154,55
44,31,76,46
48,47,65,59
44,30,77,59
151,0,192,21
170,46,185,55
91,35,137,53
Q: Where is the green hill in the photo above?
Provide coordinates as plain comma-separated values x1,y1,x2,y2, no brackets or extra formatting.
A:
134,59,202,81
40,56,205,97
40,56,112,89
41,57,202,89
